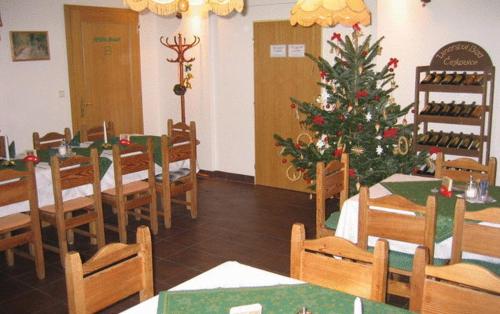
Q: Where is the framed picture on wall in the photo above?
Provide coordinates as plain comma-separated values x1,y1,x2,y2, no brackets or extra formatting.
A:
10,31,50,61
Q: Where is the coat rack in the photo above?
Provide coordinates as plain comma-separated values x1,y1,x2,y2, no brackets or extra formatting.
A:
160,33,200,123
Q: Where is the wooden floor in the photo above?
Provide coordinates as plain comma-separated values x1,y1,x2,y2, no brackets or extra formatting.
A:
0,177,331,313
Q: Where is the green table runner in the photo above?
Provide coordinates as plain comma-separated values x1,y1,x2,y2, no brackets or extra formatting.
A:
381,181,500,242
157,284,409,314
0,159,29,172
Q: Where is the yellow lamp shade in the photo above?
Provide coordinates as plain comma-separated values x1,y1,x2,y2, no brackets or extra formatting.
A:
290,0,371,27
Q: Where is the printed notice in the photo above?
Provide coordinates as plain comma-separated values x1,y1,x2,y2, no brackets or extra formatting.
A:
270,45,287,58
288,44,305,57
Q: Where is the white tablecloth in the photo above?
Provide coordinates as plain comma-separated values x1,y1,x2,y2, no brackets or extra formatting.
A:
121,261,303,313
0,148,185,217
335,173,500,263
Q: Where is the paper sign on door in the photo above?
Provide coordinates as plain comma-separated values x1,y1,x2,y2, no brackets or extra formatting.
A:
288,44,305,58
270,45,287,58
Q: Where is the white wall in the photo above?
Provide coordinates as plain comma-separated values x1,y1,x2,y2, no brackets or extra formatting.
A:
3,0,497,181
377,0,500,183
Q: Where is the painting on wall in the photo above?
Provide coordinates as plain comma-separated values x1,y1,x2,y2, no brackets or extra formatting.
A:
10,31,50,61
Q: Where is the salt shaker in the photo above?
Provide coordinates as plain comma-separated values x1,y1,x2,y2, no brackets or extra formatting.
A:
58,139,67,157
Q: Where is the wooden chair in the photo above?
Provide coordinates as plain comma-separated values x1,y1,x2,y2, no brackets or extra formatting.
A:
358,186,437,299
290,223,389,301
0,162,45,279
33,128,72,150
39,149,105,265
435,152,497,185
451,198,500,265
102,138,158,243
155,120,197,228
65,225,153,314
80,121,114,142
315,153,349,238
410,246,500,313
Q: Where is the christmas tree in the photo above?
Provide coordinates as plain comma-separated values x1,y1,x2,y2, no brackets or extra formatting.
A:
274,25,427,193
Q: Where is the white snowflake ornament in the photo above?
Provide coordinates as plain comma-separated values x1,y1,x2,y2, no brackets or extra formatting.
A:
366,112,372,122
376,145,383,155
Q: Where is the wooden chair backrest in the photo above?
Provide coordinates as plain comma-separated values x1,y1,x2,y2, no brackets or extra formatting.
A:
358,186,437,260
315,153,349,237
80,121,114,142
0,162,38,209
162,121,197,175
0,135,6,158
451,198,500,263
33,128,72,150
167,119,192,144
435,153,497,185
421,264,500,314
112,138,155,194
290,223,388,302
65,226,154,314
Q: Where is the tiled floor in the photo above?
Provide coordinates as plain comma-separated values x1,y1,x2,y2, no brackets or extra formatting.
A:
1,178,332,313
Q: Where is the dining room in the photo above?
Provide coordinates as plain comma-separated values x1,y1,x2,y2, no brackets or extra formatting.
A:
1,0,500,313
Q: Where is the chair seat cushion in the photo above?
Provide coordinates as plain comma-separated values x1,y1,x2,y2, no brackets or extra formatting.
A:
102,180,150,196
462,259,500,276
368,247,449,272
40,196,94,214
155,168,191,183
324,211,340,230
0,213,31,233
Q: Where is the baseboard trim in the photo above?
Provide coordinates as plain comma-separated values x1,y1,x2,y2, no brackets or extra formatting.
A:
198,170,254,184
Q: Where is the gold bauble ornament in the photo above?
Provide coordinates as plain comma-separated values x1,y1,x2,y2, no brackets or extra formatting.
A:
358,65,363,74
177,0,189,12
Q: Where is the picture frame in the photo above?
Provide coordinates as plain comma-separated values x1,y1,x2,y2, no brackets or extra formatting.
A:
10,31,50,61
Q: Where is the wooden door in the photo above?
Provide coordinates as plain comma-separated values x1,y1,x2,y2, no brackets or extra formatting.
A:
254,21,321,192
65,5,143,136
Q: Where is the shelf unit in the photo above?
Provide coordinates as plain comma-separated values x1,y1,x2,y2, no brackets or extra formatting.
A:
413,41,495,163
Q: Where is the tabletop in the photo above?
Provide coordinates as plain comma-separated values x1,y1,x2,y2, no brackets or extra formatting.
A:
331,173,500,263
122,261,409,314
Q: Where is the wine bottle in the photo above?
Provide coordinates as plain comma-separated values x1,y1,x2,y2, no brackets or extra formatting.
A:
470,105,483,118
427,132,441,146
420,102,434,115
451,72,466,85
463,73,477,85
447,133,462,148
421,72,435,84
431,71,446,84
440,72,455,85
458,134,472,149
438,132,452,147
473,74,485,86
470,137,482,151
418,133,430,145
439,101,454,116
459,102,476,117
429,102,443,115
450,101,465,117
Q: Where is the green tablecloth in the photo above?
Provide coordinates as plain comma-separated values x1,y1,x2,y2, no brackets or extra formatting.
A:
157,284,409,314
381,181,500,242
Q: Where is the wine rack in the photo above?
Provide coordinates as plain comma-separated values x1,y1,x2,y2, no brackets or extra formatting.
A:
413,41,495,163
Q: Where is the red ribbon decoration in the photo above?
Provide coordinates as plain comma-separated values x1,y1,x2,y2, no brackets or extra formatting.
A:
388,57,399,68
331,32,342,41
312,115,325,125
352,23,361,32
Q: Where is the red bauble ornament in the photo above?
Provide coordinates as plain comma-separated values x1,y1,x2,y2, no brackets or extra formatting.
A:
374,95,381,101
349,168,356,177
312,115,325,125
295,143,301,149
355,90,369,99
338,114,345,122
336,130,343,137
357,124,364,131
281,158,287,164
334,148,343,158
383,128,398,139
290,103,296,109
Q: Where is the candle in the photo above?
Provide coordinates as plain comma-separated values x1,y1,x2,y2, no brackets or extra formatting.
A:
103,121,108,143
4,136,10,161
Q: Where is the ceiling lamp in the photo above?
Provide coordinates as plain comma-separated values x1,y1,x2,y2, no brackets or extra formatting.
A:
124,0,244,16
290,0,371,27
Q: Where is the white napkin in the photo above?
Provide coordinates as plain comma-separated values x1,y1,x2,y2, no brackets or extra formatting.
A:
354,297,363,314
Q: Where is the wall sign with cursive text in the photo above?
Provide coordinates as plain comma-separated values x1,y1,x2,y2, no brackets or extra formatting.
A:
429,41,492,71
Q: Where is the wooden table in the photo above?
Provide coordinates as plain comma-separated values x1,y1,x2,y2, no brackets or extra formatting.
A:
122,261,409,313
333,173,500,264
0,137,188,218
